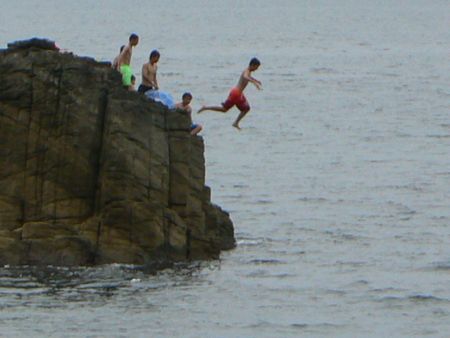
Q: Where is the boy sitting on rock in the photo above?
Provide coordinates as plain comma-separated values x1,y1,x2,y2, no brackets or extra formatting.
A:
175,92,202,136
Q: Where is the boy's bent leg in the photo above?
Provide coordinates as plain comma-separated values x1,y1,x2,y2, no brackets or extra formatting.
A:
233,96,251,129
190,124,203,135
232,108,250,130
198,92,235,114
197,105,229,114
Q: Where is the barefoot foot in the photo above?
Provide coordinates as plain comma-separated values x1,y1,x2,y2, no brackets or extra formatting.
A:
232,122,241,130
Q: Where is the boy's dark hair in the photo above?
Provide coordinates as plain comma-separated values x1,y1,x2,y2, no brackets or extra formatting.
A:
182,92,192,99
150,50,160,59
249,57,261,66
129,33,139,41
131,75,136,82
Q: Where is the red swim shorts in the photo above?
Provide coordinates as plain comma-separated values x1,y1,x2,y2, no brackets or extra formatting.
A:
222,87,250,112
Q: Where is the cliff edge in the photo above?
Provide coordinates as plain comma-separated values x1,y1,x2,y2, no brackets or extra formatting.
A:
0,38,235,266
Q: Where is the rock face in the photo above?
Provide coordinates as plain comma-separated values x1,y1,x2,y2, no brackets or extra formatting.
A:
0,38,235,266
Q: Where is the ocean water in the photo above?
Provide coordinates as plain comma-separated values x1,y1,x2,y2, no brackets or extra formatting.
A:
1,1,450,337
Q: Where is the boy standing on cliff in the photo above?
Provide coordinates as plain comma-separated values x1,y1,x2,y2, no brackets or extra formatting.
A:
118,34,139,88
197,58,262,130
138,50,160,93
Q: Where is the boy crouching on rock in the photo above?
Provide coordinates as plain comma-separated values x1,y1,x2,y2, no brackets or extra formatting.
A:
175,92,202,136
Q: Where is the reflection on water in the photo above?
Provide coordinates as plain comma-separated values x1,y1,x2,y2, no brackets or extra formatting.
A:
0,262,216,302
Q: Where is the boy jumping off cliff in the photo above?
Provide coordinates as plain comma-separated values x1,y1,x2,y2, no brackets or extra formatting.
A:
197,58,262,130
118,34,139,88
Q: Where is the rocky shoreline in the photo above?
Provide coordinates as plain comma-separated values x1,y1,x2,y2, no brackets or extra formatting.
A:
0,38,235,266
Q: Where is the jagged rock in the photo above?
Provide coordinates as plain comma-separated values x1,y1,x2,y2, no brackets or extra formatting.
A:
7,37,59,51
0,38,235,266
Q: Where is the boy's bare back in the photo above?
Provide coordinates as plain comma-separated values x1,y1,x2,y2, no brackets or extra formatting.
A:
119,46,132,67
236,69,250,92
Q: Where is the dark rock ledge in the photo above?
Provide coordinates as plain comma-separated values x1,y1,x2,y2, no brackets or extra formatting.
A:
0,38,235,266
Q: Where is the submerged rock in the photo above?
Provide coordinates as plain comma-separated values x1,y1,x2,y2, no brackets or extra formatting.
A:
0,38,235,266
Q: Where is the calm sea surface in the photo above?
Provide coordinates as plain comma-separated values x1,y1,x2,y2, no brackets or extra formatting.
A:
1,1,450,337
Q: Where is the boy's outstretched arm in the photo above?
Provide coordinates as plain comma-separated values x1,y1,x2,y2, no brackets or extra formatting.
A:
251,77,262,90
243,69,262,90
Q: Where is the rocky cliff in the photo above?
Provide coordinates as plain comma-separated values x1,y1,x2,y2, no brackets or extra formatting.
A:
0,38,235,266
